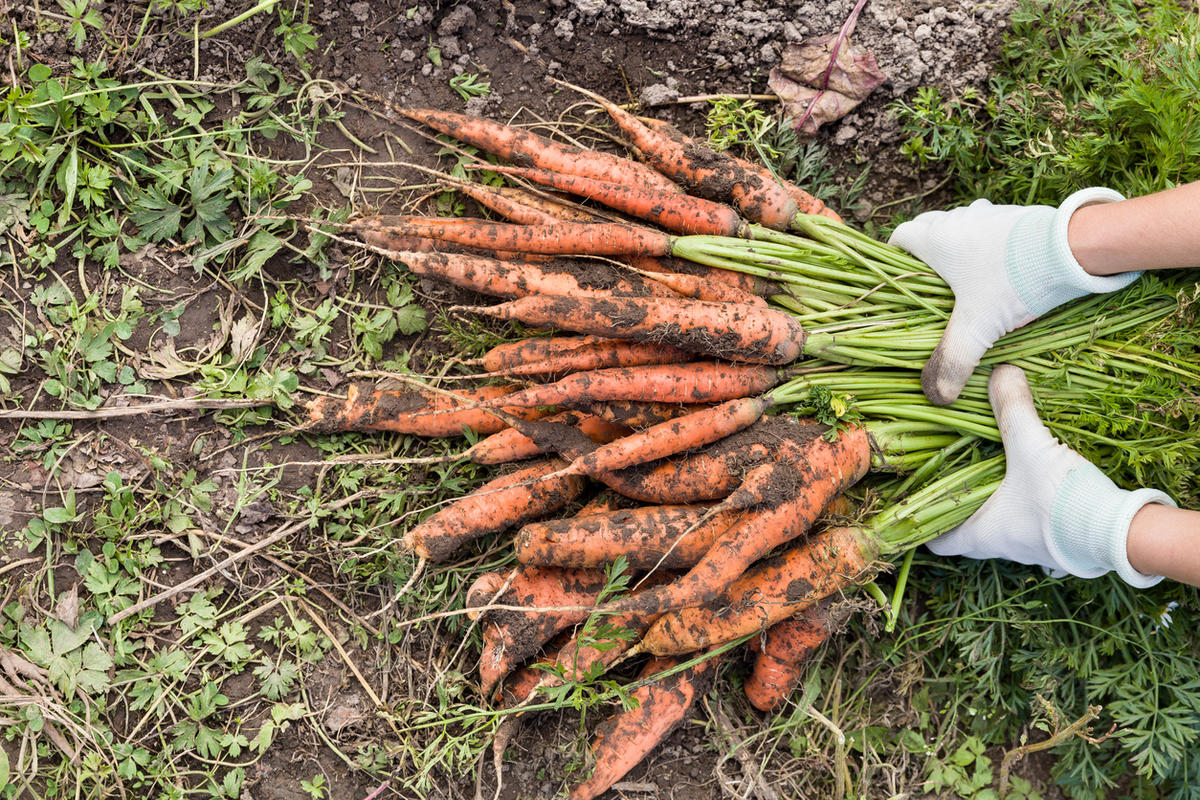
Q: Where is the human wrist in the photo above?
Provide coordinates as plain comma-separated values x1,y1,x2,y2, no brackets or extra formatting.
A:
1127,505,1200,585
1007,188,1141,316
1047,463,1174,588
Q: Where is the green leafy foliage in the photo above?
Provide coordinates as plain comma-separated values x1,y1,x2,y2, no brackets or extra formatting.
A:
894,0,1200,204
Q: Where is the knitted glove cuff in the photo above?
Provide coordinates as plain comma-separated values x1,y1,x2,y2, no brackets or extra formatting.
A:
1048,462,1176,588
1007,187,1142,317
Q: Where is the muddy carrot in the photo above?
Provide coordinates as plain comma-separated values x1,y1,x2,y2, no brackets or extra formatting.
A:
598,416,812,504
745,602,838,711
605,424,872,616
639,116,842,222
485,186,605,222
305,383,550,436
389,250,676,300
558,81,799,230
561,396,773,478
398,107,683,195
453,182,566,225
581,399,711,429
351,216,673,256
352,216,553,262
631,266,767,306
637,526,877,655
403,458,586,561
457,295,806,365
629,254,782,296
474,336,694,377
515,504,744,569
636,457,1007,654
469,362,785,411
482,164,750,237
463,410,630,465
474,565,610,696
569,654,720,800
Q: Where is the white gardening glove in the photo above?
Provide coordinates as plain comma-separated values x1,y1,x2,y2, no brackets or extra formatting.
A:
888,188,1143,405
927,365,1175,587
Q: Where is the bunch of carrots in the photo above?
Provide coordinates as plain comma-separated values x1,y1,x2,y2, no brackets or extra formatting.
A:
303,85,1198,797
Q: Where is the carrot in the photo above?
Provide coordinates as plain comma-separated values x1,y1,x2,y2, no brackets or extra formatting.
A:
629,254,782,297
637,525,879,655
457,295,806,365
305,383,550,436
453,182,565,225
463,410,630,465
744,602,838,711
597,416,803,504
398,107,684,195
351,216,673,256
482,164,749,237
515,504,744,569
562,396,774,478
475,565,610,696
558,81,799,230
581,399,711,429
388,250,677,300
569,654,720,800
605,424,872,616
474,336,694,377
469,362,784,411
486,186,604,222
631,266,767,306
352,216,553,263
639,116,843,222
404,458,586,561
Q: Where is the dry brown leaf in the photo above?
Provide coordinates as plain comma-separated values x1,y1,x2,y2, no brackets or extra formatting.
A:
54,585,80,630
770,33,886,135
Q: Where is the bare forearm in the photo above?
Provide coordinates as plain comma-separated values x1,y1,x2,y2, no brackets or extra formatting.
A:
1069,181,1200,276
1126,503,1200,588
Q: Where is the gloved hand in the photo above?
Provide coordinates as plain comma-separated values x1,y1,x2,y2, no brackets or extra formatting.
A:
927,365,1174,587
888,188,1143,405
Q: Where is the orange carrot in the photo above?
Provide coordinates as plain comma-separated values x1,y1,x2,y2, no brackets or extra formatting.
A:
464,410,630,465
305,383,550,436
563,396,773,478
485,186,604,222
638,525,879,655
606,424,872,616
639,116,843,222
475,565,609,696
475,336,694,377
514,504,743,569
458,295,806,365
632,266,767,306
351,216,673,256
389,250,676,300
453,182,564,225
404,458,586,561
559,81,799,230
398,107,683,195
483,164,749,237
629,254,781,296
744,602,839,711
581,399,711,430
470,362,784,411
569,654,720,800
597,416,798,504
352,217,554,263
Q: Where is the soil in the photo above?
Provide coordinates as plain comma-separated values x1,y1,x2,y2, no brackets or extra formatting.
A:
2,0,1041,798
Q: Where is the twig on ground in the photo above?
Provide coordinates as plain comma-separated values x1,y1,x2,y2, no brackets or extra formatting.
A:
0,398,270,420
999,699,1108,795
107,493,367,625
